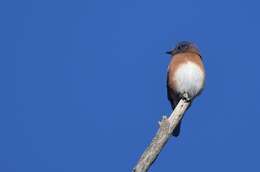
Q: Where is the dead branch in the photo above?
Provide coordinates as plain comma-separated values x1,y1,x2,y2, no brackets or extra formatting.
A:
133,99,190,172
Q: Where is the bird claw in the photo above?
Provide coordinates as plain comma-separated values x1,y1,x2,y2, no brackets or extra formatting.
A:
182,92,191,102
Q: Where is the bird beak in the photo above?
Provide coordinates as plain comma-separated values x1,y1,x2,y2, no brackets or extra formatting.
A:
166,51,172,55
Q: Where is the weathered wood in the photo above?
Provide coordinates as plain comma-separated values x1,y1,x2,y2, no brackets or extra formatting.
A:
133,99,190,172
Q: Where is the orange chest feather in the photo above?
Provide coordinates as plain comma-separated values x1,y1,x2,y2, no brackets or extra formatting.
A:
168,53,205,90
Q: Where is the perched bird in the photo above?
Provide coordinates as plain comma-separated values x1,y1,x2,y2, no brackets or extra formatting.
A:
166,41,205,137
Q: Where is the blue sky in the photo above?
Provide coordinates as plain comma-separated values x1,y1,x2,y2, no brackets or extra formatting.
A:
1,0,260,171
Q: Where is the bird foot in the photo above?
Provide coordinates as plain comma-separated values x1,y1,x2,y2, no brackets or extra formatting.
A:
181,92,191,102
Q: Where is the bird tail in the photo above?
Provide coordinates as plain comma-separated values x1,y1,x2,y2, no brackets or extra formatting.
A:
172,120,182,137
171,99,191,137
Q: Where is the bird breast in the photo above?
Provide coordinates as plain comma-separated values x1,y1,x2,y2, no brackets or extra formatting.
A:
173,61,205,98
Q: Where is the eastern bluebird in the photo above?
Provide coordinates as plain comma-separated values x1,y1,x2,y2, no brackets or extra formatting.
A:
166,41,205,137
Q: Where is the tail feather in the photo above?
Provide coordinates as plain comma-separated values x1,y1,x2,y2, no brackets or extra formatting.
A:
172,121,182,137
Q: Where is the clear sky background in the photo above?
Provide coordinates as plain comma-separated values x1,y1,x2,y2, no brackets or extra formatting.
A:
1,0,260,171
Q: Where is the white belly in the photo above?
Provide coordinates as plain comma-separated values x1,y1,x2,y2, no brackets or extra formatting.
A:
174,61,205,98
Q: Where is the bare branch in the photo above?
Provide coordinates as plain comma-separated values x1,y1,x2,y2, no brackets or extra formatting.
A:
133,99,190,172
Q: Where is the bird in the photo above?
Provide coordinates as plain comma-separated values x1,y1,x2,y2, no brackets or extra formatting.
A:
166,41,205,137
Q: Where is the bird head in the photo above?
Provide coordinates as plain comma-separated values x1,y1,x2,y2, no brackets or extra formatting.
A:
166,41,201,57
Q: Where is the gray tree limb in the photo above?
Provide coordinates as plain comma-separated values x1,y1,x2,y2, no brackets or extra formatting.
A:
133,99,190,172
